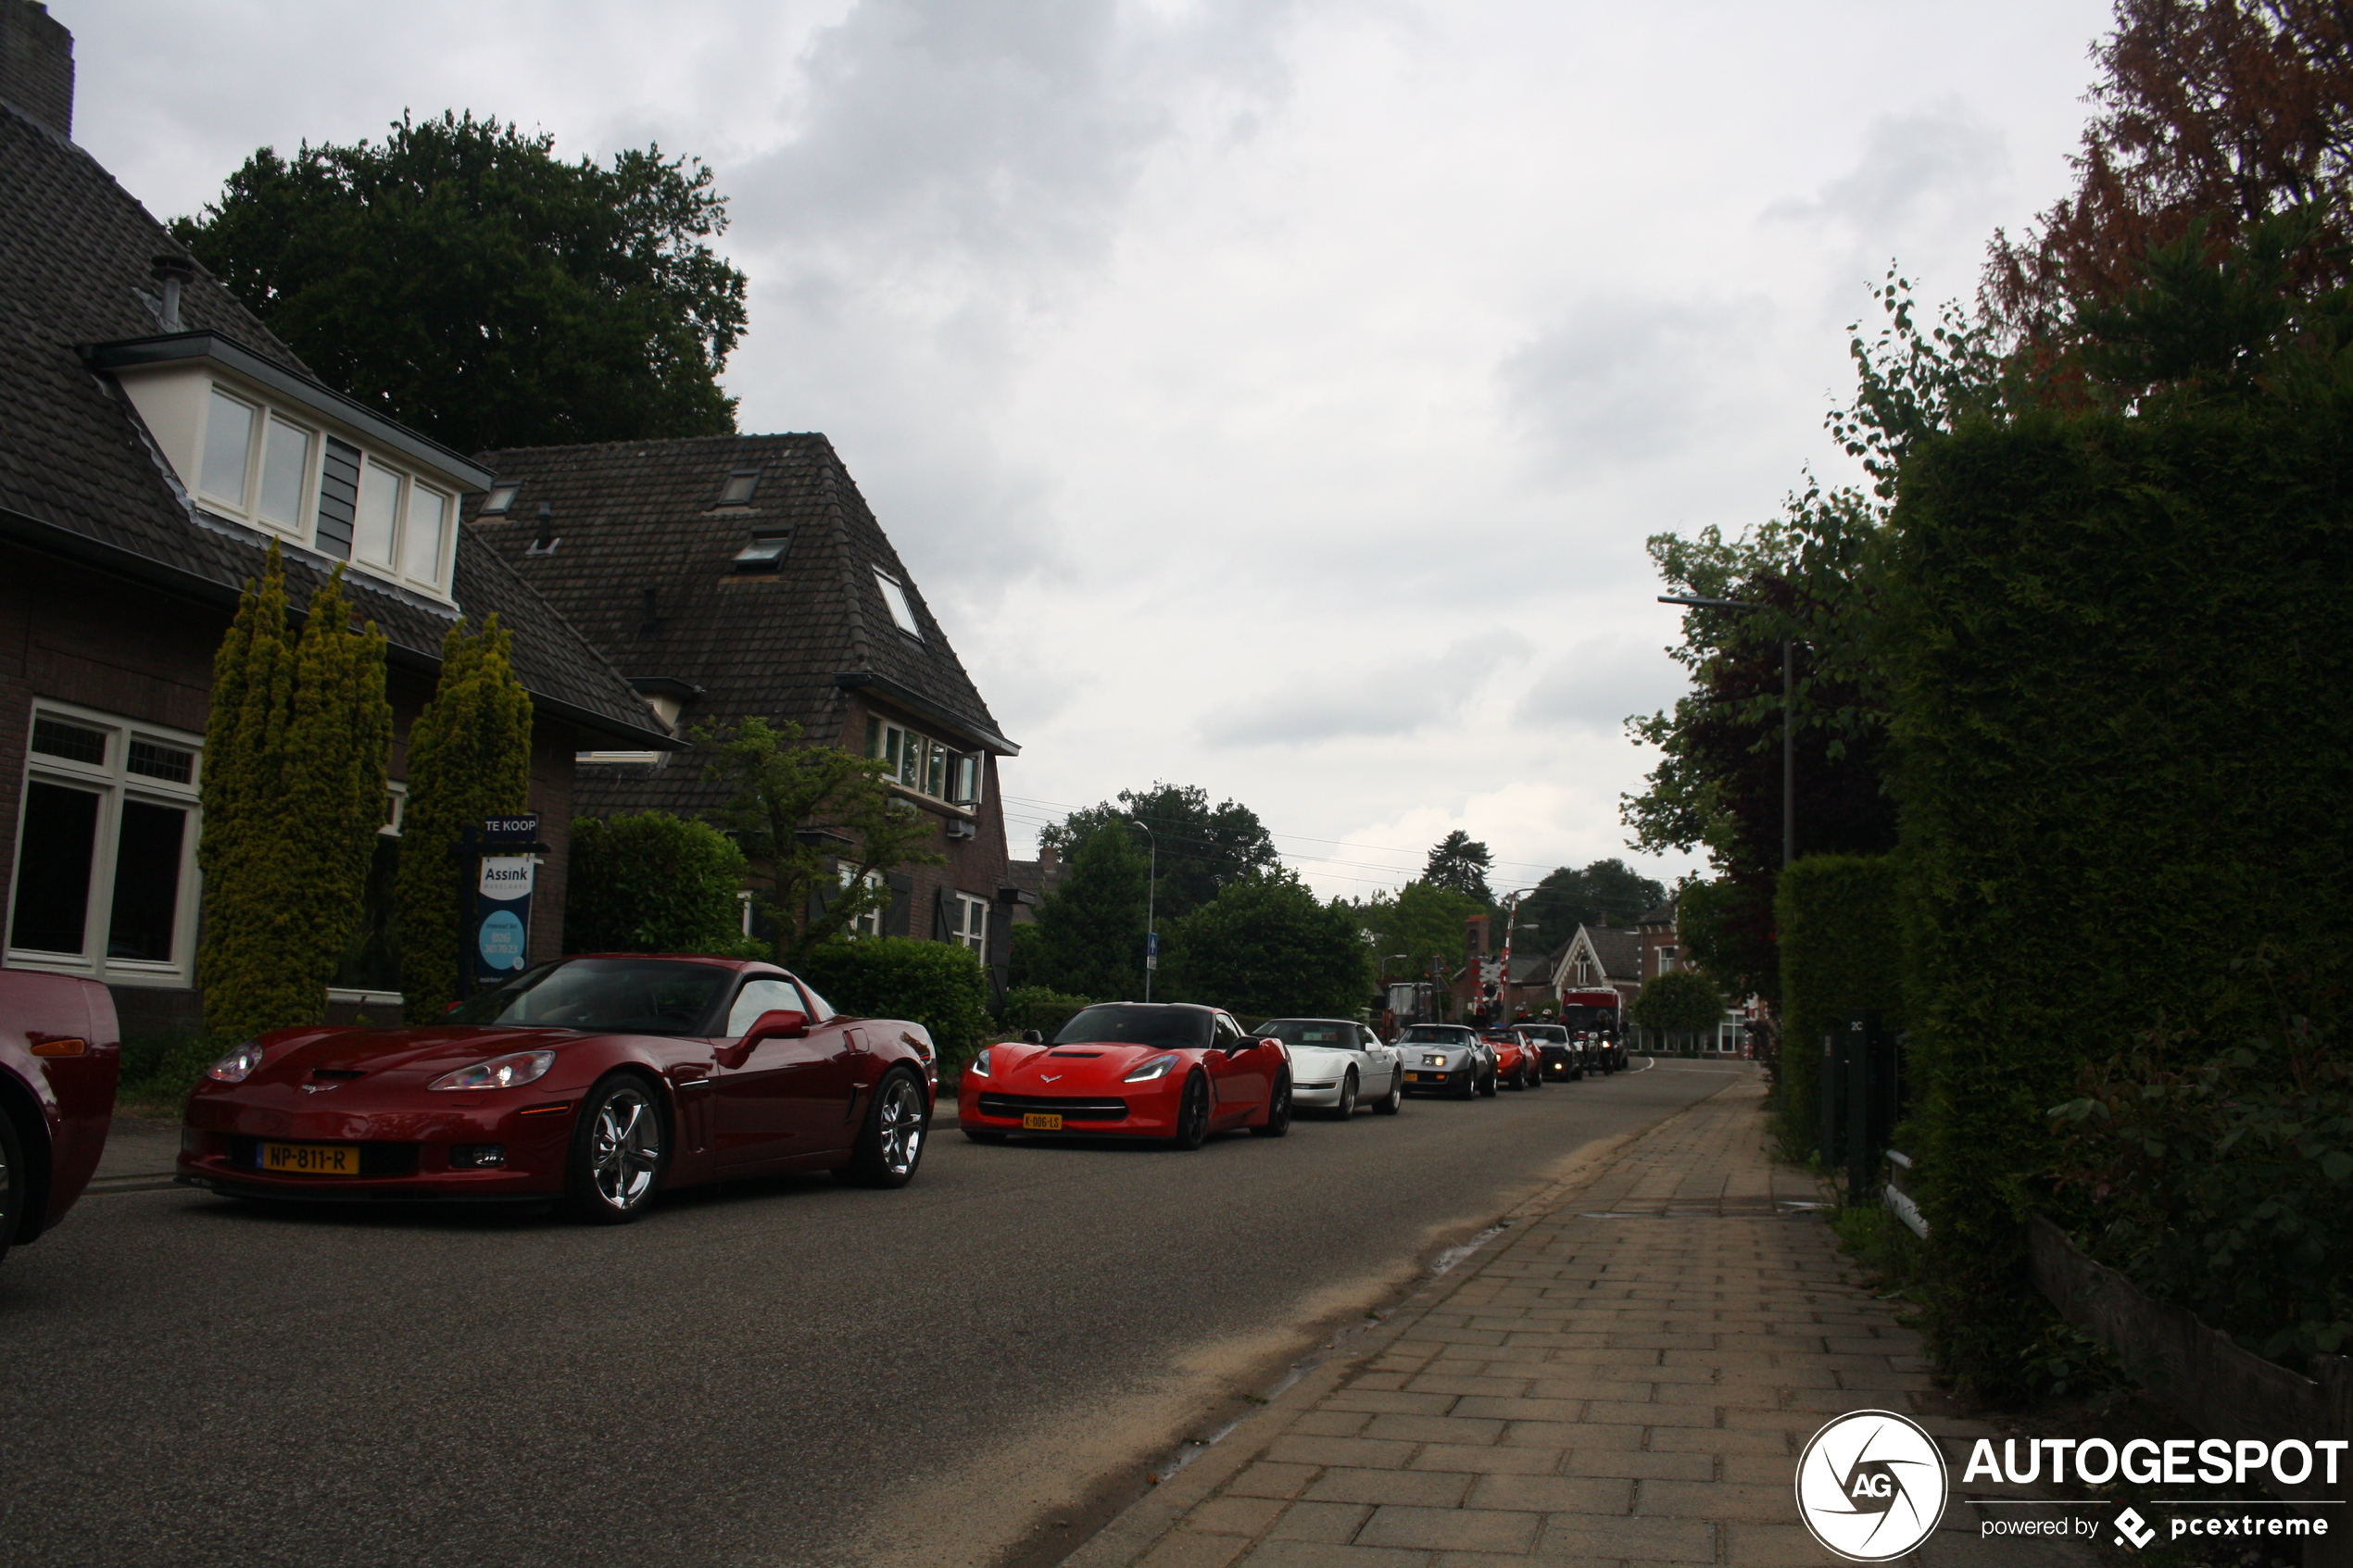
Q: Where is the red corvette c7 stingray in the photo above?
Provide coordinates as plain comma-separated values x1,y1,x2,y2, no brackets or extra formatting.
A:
177,955,937,1222
959,1001,1291,1149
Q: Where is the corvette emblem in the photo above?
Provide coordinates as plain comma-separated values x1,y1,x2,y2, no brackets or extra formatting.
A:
1041,1073,1062,1083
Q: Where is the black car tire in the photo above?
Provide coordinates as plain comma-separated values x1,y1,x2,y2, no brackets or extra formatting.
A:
565,1074,667,1225
1331,1069,1358,1121
1527,1062,1543,1089
1478,1070,1498,1098
1453,1070,1477,1100
1252,1071,1293,1137
1374,1070,1403,1114
1168,1071,1212,1150
0,1107,24,1268
842,1068,928,1188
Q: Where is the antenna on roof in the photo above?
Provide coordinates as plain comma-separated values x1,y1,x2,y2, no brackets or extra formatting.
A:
535,503,555,551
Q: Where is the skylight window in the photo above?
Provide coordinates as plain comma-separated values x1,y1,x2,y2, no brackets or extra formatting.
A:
480,483,520,514
731,533,790,573
719,470,761,505
875,571,922,638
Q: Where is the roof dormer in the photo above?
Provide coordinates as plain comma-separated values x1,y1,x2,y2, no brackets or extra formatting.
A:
85,332,492,606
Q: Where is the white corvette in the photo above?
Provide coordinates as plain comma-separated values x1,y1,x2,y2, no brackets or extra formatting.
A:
1255,1018,1403,1118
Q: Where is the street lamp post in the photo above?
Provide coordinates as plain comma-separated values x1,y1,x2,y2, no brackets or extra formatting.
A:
1130,819,1157,1002
1658,594,1794,868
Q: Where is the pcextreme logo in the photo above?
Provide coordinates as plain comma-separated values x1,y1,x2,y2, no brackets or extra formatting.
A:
1795,1410,1951,1562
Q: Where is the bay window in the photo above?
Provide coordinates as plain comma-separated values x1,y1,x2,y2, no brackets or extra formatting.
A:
864,716,982,809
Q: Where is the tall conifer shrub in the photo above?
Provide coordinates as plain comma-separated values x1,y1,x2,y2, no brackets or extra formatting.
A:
396,618,534,1021
198,546,392,1038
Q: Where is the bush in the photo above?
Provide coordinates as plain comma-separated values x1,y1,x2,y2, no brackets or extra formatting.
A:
797,937,990,1074
1775,856,1902,1162
1630,969,1721,1042
1000,985,1090,1038
1161,872,1372,1021
567,813,763,957
115,1029,226,1115
1883,398,2353,1398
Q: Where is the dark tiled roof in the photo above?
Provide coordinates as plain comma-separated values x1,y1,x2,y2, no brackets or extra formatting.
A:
468,433,1015,818
1636,900,1678,927
1585,926,1643,982
0,99,669,746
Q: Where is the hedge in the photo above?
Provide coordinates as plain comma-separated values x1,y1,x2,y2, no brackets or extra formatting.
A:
1630,969,1722,1039
1000,985,1091,1037
1882,398,2353,1398
796,937,990,1074
567,813,762,958
1773,855,1902,1162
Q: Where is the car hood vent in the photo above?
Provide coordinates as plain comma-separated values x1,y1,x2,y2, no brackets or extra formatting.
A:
310,1068,367,1080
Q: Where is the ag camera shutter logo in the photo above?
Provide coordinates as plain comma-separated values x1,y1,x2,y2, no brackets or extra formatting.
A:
1795,1410,1949,1561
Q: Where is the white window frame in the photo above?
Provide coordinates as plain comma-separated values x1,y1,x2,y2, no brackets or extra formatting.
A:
381,781,408,837
874,570,923,638
188,380,457,598
6,699,204,987
949,891,989,954
867,716,978,809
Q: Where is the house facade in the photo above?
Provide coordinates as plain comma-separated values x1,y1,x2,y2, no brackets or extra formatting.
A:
0,14,672,1030
461,435,1025,994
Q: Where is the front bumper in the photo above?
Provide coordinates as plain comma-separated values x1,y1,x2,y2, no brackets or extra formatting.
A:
1399,1066,1472,1094
956,1075,1185,1135
1540,1050,1584,1078
176,1097,579,1200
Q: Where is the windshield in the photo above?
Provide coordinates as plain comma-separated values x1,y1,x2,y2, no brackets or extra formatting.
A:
447,957,731,1035
1400,1024,1470,1044
1523,1025,1568,1042
1261,1020,1354,1047
1055,1004,1214,1049
1559,1006,1615,1030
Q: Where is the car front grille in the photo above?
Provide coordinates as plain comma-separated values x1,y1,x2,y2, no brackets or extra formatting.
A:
976,1094,1130,1122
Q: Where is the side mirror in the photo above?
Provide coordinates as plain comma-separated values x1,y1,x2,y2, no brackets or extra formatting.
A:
1020,1029,1044,1045
718,1008,808,1069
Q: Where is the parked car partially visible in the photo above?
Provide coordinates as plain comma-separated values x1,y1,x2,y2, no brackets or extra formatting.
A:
1395,1023,1496,1099
1480,1027,1543,1092
1257,1018,1403,1118
0,967,120,1267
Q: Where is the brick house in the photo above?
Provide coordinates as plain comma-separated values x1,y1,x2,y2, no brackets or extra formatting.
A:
460,435,1025,994
0,9,672,1031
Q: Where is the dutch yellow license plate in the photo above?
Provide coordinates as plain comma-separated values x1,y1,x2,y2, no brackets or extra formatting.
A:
1403,1073,1425,1083
259,1142,361,1175
1021,1113,1063,1131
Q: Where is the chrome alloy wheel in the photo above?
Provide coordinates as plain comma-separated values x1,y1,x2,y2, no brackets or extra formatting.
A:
875,1074,925,1178
590,1085,661,1211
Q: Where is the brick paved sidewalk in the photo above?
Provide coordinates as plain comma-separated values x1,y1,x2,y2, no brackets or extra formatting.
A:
1067,1071,2094,1568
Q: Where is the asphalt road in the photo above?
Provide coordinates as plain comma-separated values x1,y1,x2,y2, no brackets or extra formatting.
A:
0,1058,1748,1568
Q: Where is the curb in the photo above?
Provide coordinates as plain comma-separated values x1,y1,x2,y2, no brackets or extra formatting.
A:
1058,1079,1750,1568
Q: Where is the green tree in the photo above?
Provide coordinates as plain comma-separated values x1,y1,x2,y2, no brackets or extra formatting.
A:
396,617,534,1022
1019,825,1150,1000
695,717,940,962
170,110,748,451
1164,872,1372,1022
1516,859,1668,951
1354,880,1488,1000
1631,970,1724,1045
1038,782,1278,921
1421,832,1494,904
566,812,758,956
198,547,393,1039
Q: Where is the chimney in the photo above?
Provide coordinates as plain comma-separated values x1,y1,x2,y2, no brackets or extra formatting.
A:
151,255,195,332
0,1,73,140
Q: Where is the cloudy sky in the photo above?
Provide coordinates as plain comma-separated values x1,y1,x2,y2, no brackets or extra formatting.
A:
63,0,2112,900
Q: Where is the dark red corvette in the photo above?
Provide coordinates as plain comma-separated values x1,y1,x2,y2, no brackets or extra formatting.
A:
959,1001,1292,1148
178,955,937,1222
1,967,120,1267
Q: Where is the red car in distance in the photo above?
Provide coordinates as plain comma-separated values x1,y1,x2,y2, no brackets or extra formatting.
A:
177,955,937,1222
960,1002,1292,1149
1479,1027,1544,1092
1,966,120,1268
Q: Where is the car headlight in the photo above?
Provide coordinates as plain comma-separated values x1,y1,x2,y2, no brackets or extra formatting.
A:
1124,1053,1178,1083
967,1047,991,1078
206,1040,265,1084
427,1049,557,1092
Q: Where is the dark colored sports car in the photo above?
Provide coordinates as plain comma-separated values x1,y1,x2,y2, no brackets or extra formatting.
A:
958,1001,1291,1148
177,955,936,1222
1,966,120,1267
